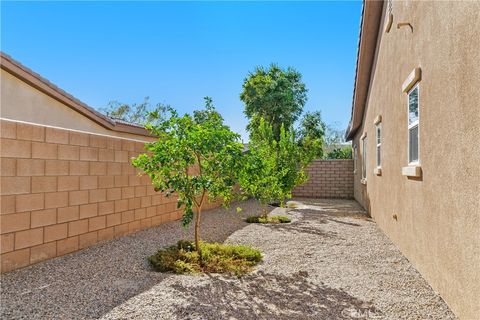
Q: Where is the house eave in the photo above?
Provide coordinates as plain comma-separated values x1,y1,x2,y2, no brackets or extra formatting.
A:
345,0,384,141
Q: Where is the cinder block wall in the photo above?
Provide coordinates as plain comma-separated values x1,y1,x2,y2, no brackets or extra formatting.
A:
0,120,220,273
293,159,354,199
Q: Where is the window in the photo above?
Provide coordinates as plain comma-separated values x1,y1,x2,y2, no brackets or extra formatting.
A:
361,136,367,180
375,124,381,168
408,84,419,163
353,144,358,173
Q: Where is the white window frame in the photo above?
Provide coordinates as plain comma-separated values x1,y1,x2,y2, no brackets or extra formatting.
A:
407,83,420,165
375,123,382,168
361,135,367,181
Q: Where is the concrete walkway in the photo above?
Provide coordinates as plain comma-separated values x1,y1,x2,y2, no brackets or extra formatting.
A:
0,199,455,319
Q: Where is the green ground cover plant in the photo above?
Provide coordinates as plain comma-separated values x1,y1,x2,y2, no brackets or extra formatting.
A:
148,240,262,276
245,215,291,224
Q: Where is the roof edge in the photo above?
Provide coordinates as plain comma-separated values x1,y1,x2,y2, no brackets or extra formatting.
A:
0,52,151,137
345,0,384,141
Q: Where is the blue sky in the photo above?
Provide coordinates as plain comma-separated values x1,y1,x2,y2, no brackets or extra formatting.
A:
1,1,362,141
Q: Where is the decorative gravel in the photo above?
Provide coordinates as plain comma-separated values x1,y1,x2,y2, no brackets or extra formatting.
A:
0,198,455,319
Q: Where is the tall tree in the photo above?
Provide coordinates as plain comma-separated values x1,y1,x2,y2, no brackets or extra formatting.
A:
240,64,307,140
132,98,244,253
298,111,326,159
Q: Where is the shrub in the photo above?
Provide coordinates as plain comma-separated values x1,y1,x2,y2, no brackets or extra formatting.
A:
245,215,291,224
148,241,262,276
326,146,352,159
239,118,310,216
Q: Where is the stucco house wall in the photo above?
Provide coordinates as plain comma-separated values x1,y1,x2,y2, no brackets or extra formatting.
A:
1,70,146,141
349,1,480,319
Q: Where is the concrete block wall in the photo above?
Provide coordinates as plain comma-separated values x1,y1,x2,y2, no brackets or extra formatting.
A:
0,120,220,273
293,159,354,199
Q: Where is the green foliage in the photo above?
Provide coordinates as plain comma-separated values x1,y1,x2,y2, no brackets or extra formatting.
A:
326,146,352,159
239,118,309,209
148,241,262,276
298,111,326,159
245,215,291,224
131,98,244,250
102,97,169,125
241,64,307,141
298,111,326,141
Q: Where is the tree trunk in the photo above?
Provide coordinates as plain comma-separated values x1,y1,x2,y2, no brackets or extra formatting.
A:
195,203,202,256
262,203,269,219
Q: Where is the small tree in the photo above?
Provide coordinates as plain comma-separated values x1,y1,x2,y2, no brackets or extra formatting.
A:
239,118,283,216
132,98,243,253
240,118,309,217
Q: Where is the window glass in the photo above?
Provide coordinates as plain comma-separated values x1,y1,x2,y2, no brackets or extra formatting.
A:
376,124,381,168
408,84,419,163
408,86,419,125
353,145,358,172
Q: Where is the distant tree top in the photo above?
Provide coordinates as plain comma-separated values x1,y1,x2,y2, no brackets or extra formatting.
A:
240,64,308,140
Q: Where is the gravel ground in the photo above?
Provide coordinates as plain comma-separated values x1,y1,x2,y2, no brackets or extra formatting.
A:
1,198,455,319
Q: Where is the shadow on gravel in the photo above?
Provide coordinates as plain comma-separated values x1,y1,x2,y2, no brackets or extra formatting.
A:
170,271,381,320
297,209,362,227
260,199,370,238
261,210,339,238
0,202,261,320
293,198,369,219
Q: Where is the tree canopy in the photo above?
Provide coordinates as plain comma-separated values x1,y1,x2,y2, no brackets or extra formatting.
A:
298,111,326,159
240,64,307,141
132,98,244,252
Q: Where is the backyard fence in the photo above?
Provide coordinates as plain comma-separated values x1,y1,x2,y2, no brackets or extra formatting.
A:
293,159,354,199
0,119,220,273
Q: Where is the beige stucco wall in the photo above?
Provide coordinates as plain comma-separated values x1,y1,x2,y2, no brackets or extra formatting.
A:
352,1,480,319
0,69,148,141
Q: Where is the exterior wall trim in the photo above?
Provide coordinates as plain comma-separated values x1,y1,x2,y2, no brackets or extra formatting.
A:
402,67,422,93
0,118,150,143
